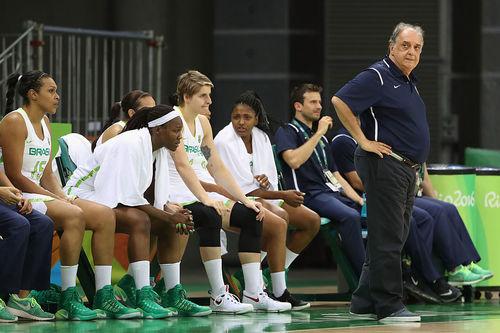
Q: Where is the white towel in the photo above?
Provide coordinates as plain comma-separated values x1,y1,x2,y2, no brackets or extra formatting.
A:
91,128,153,208
153,147,171,209
214,124,278,194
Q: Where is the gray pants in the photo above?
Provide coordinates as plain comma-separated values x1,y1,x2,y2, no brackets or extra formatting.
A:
350,148,416,319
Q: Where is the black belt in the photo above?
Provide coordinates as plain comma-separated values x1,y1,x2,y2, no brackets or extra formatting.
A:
390,152,421,170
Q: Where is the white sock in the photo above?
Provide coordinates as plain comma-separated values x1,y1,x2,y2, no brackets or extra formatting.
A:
60,265,78,291
285,248,299,269
129,260,150,289
260,251,268,262
203,259,225,294
160,262,181,291
127,264,134,278
94,265,112,291
242,262,261,295
271,271,287,298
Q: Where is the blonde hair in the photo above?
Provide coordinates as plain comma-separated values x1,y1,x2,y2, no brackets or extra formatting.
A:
176,70,214,106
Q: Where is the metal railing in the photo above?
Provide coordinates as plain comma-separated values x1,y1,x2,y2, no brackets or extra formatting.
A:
0,21,164,136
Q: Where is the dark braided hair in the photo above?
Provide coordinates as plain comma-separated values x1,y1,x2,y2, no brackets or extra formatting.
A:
123,104,176,132
5,70,51,114
232,90,271,133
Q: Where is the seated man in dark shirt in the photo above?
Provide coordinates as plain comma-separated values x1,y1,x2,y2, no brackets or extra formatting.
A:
274,83,365,278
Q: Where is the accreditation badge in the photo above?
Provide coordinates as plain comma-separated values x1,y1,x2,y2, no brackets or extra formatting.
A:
324,170,342,192
415,170,423,197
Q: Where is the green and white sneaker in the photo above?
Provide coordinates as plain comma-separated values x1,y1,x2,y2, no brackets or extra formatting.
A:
93,285,142,319
56,287,98,321
155,281,211,317
0,298,17,323
6,294,54,321
136,286,174,319
468,262,493,281
114,274,137,308
31,284,61,306
447,265,484,286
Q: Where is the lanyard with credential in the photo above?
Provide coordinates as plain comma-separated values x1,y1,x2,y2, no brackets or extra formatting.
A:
291,120,342,191
291,119,328,169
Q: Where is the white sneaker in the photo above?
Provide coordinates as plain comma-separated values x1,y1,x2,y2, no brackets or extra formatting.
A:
210,285,254,314
242,290,291,312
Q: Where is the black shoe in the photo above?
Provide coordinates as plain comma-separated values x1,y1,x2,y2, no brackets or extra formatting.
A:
273,289,310,311
403,273,441,304
431,278,462,303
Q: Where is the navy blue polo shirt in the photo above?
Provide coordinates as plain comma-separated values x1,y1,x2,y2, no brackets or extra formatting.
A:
334,56,430,163
331,128,357,176
274,118,338,194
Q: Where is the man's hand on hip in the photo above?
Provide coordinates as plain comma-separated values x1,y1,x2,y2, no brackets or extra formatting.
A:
359,139,392,158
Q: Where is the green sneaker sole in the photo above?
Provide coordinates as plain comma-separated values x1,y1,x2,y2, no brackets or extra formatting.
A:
0,317,17,323
6,306,54,321
177,308,212,317
116,308,143,319
55,309,97,321
97,309,143,320
448,276,484,286
141,310,171,319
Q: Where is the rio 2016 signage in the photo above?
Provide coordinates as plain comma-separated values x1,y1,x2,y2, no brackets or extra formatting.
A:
428,166,500,287
483,191,500,208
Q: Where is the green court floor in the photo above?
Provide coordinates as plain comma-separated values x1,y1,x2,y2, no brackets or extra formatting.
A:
3,301,500,332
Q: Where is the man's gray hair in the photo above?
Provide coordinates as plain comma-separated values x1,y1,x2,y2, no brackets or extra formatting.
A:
388,22,424,46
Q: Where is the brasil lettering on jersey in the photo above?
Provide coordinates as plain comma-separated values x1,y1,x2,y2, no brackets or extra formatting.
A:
29,147,50,156
184,144,203,154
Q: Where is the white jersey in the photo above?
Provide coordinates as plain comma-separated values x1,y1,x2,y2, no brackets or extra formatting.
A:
95,120,126,147
168,113,224,203
0,108,54,214
0,108,51,185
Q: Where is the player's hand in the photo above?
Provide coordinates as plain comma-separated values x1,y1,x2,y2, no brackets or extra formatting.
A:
164,202,183,213
18,198,32,214
0,186,22,205
203,198,230,216
243,200,265,221
170,208,195,235
254,174,270,190
282,190,304,207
